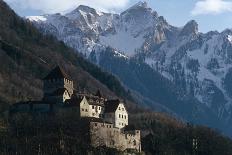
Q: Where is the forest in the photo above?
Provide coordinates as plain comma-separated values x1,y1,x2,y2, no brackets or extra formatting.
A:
0,0,232,154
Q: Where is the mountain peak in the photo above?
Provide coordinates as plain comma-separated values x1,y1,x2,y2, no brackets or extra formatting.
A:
132,1,148,8
123,1,149,13
180,20,198,36
70,5,98,15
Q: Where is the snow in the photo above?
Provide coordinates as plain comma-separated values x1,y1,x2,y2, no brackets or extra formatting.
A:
27,16,47,22
228,35,232,43
114,50,128,59
27,3,232,116
99,30,145,56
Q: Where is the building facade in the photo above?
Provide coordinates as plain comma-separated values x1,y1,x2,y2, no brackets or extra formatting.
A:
11,66,141,153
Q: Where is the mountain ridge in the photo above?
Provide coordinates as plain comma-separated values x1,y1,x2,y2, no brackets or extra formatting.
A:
26,1,232,136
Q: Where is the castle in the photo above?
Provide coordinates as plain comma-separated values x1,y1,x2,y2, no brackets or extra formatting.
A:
11,66,141,152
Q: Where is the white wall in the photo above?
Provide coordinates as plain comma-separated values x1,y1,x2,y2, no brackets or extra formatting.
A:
80,97,90,117
114,103,128,129
80,97,104,118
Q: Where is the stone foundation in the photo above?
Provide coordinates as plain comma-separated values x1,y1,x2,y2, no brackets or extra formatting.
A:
90,122,141,152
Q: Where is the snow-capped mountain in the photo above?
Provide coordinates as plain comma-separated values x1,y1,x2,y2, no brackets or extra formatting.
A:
27,1,232,136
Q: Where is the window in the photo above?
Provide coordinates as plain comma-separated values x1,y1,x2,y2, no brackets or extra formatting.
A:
81,109,84,111
92,105,94,109
124,115,126,119
119,107,121,110
119,114,121,118
133,140,136,146
85,109,88,112
99,107,101,110
122,108,124,111
95,123,98,126
122,123,123,126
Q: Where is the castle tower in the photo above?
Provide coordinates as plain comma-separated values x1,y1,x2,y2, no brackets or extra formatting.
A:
43,66,74,102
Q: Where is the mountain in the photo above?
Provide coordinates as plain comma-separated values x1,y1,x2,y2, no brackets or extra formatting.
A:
27,2,232,136
1,0,232,154
0,0,139,115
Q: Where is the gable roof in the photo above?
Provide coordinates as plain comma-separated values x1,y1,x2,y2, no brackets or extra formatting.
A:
104,99,121,113
43,66,71,80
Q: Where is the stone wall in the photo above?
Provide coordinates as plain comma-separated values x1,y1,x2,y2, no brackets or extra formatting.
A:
64,78,73,95
90,122,141,152
43,79,64,95
43,78,73,97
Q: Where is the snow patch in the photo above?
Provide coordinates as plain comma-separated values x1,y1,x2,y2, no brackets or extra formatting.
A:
99,30,145,57
27,16,47,22
228,35,232,43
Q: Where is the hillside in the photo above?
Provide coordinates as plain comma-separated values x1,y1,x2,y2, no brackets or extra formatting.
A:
1,0,232,154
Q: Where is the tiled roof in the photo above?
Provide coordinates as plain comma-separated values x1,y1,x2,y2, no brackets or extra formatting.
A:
104,99,120,113
86,96,105,106
43,66,71,80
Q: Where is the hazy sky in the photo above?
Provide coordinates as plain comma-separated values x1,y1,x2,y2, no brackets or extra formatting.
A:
4,0,232,33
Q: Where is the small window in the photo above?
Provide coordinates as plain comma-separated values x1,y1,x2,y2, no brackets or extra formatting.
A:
99,107,101,110
122,108,124,111
95,123,98,126
85,109,88,112
133,140,136,146
122,123,123,126
124,115,126,119
119,114,121,118
119,107,121,110
92,106,94,109
81,109,84,111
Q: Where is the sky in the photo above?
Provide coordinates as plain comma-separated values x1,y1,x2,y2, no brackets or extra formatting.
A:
3,0,232,33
